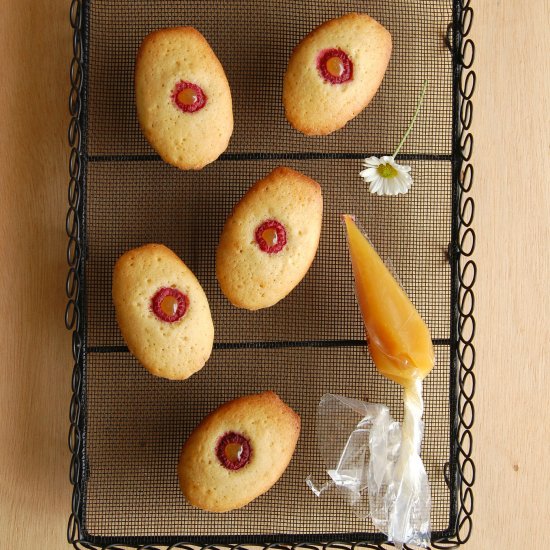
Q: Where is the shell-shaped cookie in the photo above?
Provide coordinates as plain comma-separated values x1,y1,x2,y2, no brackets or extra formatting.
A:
283,13,392,135
178,392,300,512
216,166,323,310
112,244,214,380
135,27,233,170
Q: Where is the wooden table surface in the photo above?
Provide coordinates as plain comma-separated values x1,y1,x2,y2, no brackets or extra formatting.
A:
1,1,548,548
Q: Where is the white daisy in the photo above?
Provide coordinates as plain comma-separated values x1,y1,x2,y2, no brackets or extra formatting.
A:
360,79,428,197
360,155,412,196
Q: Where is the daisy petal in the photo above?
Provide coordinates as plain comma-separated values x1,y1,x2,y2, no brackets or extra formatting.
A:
397,180,408,194
369,177,383,194
360,167,379,182
368,178,379,191
363,156,382,168
395,173,407,186
400,172,413,188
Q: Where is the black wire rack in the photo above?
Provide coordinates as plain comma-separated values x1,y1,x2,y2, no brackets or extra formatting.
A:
66,0,475,548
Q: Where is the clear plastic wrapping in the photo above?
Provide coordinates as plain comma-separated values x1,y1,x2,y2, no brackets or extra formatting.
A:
307,386,431,548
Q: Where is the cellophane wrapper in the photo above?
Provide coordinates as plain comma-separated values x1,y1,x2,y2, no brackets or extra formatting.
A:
306,391,431,548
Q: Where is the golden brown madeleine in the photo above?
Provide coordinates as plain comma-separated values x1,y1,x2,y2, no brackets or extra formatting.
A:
216,166,323,310
178,392,300,512
112,244,214,380
283,13,391,135
135,27,233,169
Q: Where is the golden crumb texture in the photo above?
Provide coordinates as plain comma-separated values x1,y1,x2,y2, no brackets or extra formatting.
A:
112,243,214,380
135,27,233,170
178,391,301,512
283,13,392,135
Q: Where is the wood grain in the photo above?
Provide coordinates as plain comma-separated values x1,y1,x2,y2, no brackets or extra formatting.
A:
468,0,550,547
0,1,548,549
0,0,74,549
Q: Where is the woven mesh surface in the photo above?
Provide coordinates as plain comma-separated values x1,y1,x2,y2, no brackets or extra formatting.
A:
82,0,456,542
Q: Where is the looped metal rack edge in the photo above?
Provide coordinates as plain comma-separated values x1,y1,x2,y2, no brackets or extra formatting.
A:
65,0,476,547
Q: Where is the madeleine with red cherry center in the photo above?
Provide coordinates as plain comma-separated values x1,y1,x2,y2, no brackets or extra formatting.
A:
216,166,323,310
178,392,300,512
283,12,392,135
112,244,214,380
135,27,233,170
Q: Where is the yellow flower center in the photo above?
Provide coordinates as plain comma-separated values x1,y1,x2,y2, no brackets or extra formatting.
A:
377,163,399,178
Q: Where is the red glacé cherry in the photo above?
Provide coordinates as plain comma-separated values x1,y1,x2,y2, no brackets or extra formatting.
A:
172,81,207,113
255,220,287,254
317,48,353,84
151,287,189,323
216,432,251,470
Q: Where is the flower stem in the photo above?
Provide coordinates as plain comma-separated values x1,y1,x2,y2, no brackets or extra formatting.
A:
392,79,428,158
